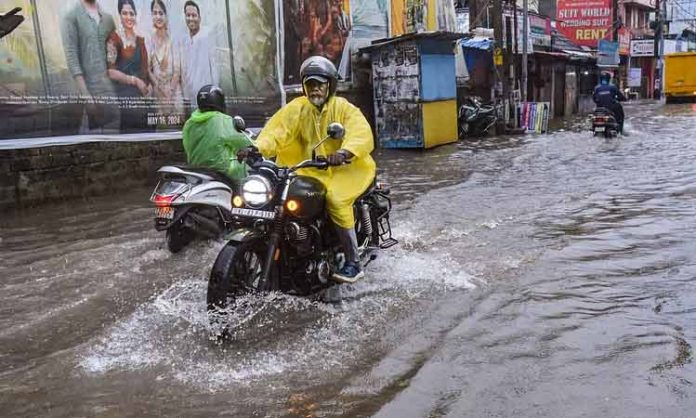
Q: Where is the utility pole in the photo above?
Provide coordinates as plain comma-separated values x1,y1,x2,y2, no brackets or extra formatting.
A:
522,0,528,102
612,0,620,88
492,0,505,132
659,0,667,98
493,0,504,92
469,0,480,31
612,0,619,40
654,0,664,99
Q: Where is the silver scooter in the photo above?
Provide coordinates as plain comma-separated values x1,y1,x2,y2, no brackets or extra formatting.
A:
150,117,251,253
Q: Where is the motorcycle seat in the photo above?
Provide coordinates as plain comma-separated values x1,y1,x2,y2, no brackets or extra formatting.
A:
593,107,614,115
356,178,378,202
174,166,239,189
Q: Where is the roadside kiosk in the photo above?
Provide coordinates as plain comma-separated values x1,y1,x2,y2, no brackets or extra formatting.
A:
362,32,463,149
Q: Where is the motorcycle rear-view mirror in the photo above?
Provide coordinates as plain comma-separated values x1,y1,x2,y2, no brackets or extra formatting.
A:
233,116,247,133
0,8,24,40
312,122,346,160
327,122,345,140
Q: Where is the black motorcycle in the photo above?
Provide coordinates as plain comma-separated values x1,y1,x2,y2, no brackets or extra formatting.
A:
458,97,499,138
206,122,397,334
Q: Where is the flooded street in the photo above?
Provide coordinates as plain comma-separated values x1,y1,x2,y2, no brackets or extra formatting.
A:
2,101,696,417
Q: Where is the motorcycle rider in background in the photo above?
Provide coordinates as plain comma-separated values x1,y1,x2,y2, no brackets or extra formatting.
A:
238,56,376,282
593,72,627,134
182,85,253,182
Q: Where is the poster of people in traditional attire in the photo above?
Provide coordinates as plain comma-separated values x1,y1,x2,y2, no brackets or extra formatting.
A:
283,0,352,85
0,0,279,138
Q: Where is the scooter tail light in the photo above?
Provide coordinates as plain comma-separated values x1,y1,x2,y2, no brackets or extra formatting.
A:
154,194,176,207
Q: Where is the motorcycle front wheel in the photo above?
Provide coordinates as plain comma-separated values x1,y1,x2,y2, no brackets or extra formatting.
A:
206,239,270,334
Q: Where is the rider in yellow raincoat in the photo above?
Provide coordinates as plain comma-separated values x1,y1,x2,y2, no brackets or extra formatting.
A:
252,56,376,282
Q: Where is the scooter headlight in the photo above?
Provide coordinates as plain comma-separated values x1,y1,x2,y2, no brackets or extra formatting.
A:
241,175,272,208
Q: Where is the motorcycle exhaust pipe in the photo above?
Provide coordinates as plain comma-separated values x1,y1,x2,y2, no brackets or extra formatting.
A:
187,212,222,238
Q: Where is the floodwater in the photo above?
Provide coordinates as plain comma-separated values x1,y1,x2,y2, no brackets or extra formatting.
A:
2,101,696,417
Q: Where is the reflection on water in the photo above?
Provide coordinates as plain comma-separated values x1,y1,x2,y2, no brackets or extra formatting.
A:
2,103,696,417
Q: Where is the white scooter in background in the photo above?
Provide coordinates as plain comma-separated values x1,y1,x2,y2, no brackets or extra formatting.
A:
150,116,252,253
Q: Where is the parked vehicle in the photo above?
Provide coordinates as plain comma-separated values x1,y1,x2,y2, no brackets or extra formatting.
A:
206,123,397,336
150,117,252,253
458,97,499,138
664,52,696,104
591,107,619,138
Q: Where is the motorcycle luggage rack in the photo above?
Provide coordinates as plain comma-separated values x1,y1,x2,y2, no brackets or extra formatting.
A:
376,210,398,249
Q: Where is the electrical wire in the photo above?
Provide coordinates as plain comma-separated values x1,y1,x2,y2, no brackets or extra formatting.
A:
668,0,696,31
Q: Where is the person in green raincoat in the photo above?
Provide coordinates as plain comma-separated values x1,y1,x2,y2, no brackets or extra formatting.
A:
239,56,376,283
182,85,252,181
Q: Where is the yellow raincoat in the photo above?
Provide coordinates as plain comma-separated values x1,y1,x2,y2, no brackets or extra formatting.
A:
256,96,376,229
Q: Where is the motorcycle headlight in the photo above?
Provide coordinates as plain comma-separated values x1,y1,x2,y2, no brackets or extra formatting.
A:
241,175,272,208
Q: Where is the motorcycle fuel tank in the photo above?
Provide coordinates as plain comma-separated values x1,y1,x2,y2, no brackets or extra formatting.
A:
287,175,326,221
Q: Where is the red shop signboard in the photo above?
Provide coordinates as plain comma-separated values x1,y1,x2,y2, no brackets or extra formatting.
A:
556,0,613,48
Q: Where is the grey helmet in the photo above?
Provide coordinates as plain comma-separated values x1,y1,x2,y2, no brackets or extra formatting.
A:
300,56,339,97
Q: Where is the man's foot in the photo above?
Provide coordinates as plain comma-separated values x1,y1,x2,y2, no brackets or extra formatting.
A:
331,261,364,284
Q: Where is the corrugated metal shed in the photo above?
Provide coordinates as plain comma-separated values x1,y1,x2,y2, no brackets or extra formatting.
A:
362,32,464,149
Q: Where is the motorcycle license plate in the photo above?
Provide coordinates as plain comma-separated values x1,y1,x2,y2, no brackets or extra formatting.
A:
231,207,275,220
155,207,174,219
594,126,605,132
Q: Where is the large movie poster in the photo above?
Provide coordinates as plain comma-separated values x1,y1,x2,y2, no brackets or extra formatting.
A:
283,0,352,85
0,0,280,139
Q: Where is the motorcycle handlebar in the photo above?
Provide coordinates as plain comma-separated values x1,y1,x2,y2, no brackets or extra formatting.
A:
242,155,347,174
292,159,331,170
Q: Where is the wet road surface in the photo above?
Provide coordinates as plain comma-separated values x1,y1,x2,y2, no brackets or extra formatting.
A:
1,101,696,417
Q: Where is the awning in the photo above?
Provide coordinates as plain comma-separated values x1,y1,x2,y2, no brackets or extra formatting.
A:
361,31,464,52
562,49,593,58
534,51,570,59
460,37,493,51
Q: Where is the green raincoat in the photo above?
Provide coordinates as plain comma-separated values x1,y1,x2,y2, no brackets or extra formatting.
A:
182,110,253,181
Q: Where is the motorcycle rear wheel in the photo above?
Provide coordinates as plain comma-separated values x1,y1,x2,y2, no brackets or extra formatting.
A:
207,239,270,335
166,221,193,253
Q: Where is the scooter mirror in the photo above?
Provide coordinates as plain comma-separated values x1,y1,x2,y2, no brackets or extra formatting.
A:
233,116,247,133
327,123,345,140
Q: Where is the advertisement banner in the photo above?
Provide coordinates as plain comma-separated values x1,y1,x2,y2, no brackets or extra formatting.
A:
283,0,352,85
529,14,551,47
0,0,280,139
503,12,533,54
390,0,428,37
618,27,630,56
628,67,642,87
351,0,388,41
556,0,613,48
630,39,654,57
347,0,389,80
597,40,619,67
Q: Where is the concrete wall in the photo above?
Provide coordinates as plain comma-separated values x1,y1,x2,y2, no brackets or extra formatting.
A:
0,140,185,211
